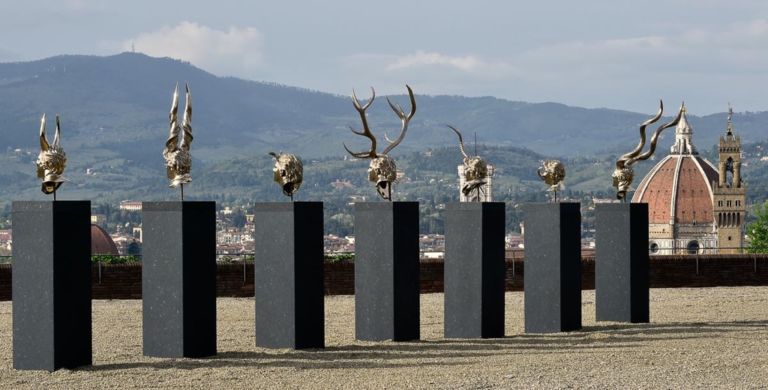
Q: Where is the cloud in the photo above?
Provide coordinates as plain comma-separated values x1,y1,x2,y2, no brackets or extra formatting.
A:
122,21,264,77
386,51,484,71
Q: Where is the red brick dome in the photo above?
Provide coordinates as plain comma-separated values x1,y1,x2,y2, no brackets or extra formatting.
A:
631,154,718,224
91,224,119,255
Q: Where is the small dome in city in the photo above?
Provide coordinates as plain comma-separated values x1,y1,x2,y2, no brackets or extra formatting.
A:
91,224,119,255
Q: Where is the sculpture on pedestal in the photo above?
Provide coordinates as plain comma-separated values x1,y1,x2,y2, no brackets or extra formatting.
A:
343,85,416,200
537,160,565,202
269,152,303,200
612,101,683,201
447,125,490,202
163,83,193,199
36,114,67,199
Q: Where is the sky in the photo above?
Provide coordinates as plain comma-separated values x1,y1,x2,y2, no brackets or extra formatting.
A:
2,0,768,114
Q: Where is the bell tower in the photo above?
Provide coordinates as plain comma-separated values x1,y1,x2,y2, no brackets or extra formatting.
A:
713,105,746,253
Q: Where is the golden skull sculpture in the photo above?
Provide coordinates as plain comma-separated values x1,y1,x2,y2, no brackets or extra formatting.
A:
269,152,303,199
343,85,416,200
163,83,193,190
537,160,566,189
35,114,67,196
447,125,490,201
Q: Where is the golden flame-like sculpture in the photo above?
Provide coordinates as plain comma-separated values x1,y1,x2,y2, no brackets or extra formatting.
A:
343,85,416,200
269,152,303,200
537,160,566,202
163,83,193,196
36,114,67,197
447,125,490,202
612,101,683,200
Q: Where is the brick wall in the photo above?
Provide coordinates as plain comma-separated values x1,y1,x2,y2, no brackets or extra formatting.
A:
1,255,767,301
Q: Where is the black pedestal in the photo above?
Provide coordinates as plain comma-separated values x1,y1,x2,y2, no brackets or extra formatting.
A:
253,202,324,349
354,202,420,341
595,203,649,323
444,202,506,338
12,201,91,371
523,202,582,333
142,201,216,358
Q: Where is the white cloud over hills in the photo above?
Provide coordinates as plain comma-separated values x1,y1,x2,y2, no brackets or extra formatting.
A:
122,22,265,78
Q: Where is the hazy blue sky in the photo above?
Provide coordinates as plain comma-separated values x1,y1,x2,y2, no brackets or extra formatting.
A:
2,0,768,114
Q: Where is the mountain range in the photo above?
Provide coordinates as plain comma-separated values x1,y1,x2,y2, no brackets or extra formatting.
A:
0,52,765,209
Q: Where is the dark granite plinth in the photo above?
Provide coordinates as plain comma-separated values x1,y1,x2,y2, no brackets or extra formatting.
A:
12,201,91,371
444,202,506,338
595,203,649,323
523,202,582,333
354,202,420,341
253,202,324,349
142,201,216,358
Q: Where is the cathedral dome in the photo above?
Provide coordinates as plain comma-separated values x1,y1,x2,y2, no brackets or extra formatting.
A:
91,224,119,255
631,154,718,224
631,104,719,225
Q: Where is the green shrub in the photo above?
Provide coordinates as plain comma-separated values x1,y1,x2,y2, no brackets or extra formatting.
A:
91,255,141,264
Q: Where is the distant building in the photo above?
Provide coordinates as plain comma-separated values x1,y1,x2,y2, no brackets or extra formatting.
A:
91,225,119,255
119,200,142,212
713,107,747,254
91,214,107,225
632,105,746,254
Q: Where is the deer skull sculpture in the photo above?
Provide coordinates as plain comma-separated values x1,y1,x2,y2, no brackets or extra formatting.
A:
613,101,683,200
447,125,489,201
269,152,303,199
343,85,416,200
36,114,67,195
163,83,193,189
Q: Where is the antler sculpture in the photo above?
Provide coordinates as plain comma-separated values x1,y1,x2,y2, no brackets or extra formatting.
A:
343,85,416,200
269,152,303,200
163,83,193,199
447,125,490,202
612,100,684,200
36,114,67,199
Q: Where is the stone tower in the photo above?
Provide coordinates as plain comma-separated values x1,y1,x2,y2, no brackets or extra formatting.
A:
713,106,746,253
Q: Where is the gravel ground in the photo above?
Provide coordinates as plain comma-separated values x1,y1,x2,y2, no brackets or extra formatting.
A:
1,287,767,389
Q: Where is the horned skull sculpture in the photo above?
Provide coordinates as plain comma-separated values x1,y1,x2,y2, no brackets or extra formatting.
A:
163,83,193,190
537,160,566,201
35,114,67,196
343,85,416,200
447,125,490,201
613,100,683,200
269,152,303,199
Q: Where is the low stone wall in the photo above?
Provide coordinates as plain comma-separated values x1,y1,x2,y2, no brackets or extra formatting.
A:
1,255,767,301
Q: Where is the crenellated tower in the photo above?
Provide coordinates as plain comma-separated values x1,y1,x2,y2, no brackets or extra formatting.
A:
713,105,746,253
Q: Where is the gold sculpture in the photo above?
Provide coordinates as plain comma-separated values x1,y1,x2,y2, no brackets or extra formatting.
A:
269,152,303,200
537,160,566,202
163,83,193,199
36,114,67,199
447,125,490,202
343,85,416,200
613,101,683,200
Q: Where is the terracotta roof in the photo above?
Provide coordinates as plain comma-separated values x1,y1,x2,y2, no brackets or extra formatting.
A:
91,224,119,255
632,155,718,225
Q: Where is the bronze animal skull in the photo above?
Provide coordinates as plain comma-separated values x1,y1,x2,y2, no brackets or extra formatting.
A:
447,125,490,201
343,85,416,200
269,152,303,199
613,101,683,200
163,83,193,189
35,114,67,195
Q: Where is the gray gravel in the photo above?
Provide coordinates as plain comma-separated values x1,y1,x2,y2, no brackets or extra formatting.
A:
1,287,767,389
